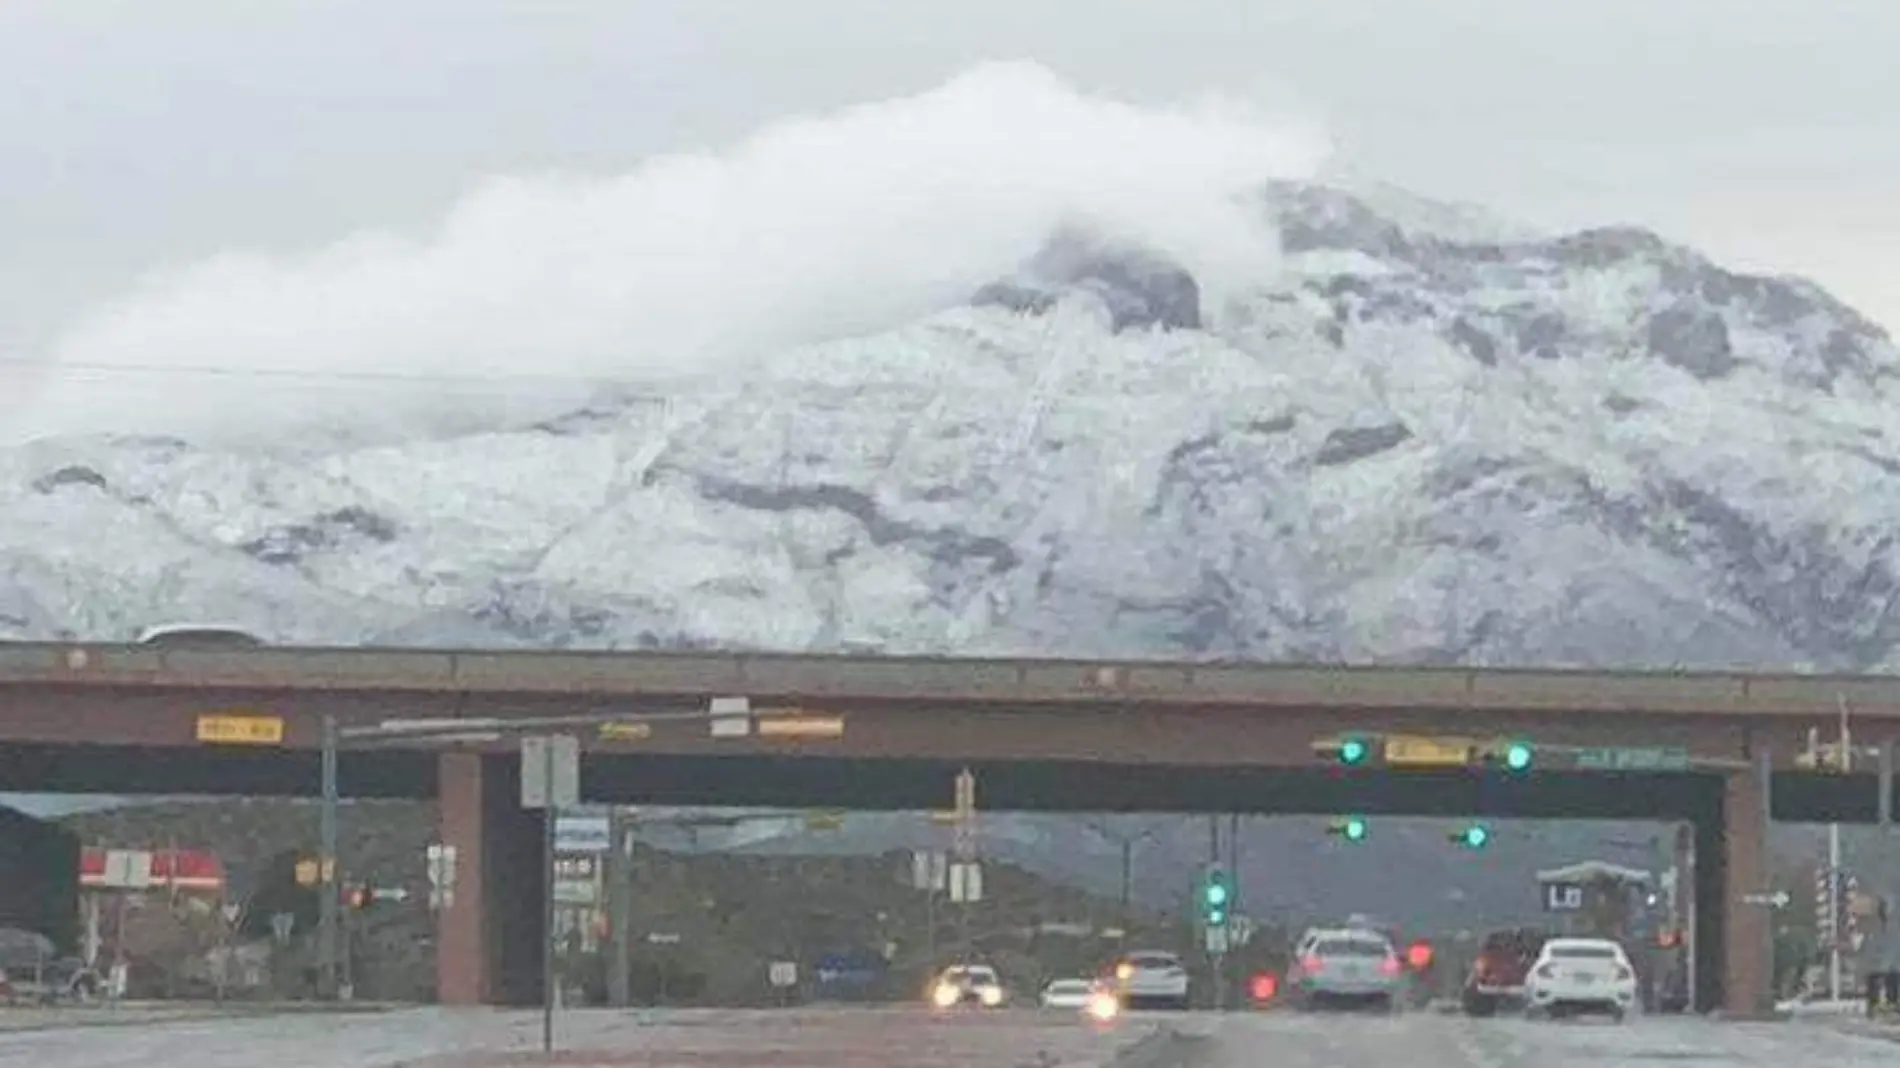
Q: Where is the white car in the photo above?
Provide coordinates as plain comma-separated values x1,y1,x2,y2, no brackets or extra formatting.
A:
135,623,265,647
930,964,1006,1008
1039,978,1099,1009
1110,950,1190,1009
1524,937,1636,1020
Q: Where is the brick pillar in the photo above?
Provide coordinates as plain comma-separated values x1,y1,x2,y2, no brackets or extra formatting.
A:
437,751,489,1005
1721,751,1773,1018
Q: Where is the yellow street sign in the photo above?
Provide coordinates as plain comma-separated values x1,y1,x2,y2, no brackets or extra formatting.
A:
196,713,285,745
1382,735,1472,766
759,716,845,739
598,722,652,741
294,857,336,886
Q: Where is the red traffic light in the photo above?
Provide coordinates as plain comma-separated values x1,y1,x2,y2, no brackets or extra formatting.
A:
1248,972,1278,1001
1405,940,1434,970
344,885,370,909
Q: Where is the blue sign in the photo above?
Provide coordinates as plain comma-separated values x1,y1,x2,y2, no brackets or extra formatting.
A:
814,952,884,987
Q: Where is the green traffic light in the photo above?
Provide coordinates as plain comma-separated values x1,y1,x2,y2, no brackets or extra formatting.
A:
1344,817,1368,841
1206,883,1229,906
1339,737,1370,765
1503,742,1533,771
1461,825,1490,848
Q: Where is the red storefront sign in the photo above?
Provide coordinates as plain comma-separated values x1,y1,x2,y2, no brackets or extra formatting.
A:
79,846,225,892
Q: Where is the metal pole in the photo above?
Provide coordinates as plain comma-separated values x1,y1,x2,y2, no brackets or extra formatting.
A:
1831,697,1852,1003
1758,742,1776,1018
542,741,557,1054
319,713,339,1001
1228,813,1240,901
1880,739,1894,827
1119,840,1132,928
1207,815,1224,1011
607,810,633,1007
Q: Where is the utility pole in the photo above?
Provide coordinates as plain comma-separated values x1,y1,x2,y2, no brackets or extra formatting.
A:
951,769,978,959
1119,839,1134,926
318,713,340,1001
1207,815,1225,1010
1831,697,1854,1003
606,808,633,1007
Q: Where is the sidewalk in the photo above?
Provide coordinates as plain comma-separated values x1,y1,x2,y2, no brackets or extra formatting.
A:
0,998,401,1032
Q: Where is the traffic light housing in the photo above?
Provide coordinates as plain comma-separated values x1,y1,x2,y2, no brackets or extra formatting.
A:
1201,865,1231,927
1313,734,1379,766
1338,735,1372,766
1485,740,1534,771
1451,823,1491,849
1327,816,1370,842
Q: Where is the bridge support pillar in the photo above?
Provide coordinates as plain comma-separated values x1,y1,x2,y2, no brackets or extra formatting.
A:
435,751,546,1006
436,751,490,1006
1720,751,1773,1019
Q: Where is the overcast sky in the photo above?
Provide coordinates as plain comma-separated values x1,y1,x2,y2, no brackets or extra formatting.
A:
2,0,1896,365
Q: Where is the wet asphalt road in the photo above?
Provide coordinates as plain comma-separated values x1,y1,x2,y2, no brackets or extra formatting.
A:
3,1003,1897,1068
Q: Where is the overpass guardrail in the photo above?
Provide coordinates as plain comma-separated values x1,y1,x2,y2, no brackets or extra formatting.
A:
2,641,1900,718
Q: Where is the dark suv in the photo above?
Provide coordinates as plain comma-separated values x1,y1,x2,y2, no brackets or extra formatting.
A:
1462,927,1547,1016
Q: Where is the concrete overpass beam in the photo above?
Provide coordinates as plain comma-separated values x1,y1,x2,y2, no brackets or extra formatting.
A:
1721,748,1773,1019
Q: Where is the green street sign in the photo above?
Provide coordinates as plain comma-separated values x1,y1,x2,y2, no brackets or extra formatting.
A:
1574,746,1691,772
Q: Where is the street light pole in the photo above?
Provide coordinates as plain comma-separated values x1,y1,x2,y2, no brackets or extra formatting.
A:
607,808,633,1008
1830,696,1852,1004
319,712,339,1001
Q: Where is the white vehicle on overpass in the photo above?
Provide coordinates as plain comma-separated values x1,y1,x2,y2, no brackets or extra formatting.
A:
135,623,265,647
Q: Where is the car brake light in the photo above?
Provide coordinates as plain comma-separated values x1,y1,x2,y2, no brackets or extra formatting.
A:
1300,954,1323,973
1614,965,1632,981
1379,956,1402,976
1535,964,1556,979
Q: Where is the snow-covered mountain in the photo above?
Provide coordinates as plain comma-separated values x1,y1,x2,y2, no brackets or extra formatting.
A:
4,180,1898,671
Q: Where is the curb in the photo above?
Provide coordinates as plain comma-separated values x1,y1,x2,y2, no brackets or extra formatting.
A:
0,1002,399,1034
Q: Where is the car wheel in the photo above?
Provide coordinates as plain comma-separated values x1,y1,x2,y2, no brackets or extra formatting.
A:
1610,1006,1627,1023
1462,992,1498,1017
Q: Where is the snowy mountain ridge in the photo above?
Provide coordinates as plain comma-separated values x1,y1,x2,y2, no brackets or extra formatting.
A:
4,180,1899,671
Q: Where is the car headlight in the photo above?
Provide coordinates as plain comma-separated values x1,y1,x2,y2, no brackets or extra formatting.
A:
979,985,1003,1006
932,983,961,1008
1087,991,1121,1021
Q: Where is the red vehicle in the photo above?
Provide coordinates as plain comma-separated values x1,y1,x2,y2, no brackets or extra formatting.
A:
1462,927,1548,1016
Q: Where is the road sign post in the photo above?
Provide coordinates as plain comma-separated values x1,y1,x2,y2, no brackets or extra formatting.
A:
520,735,579,1054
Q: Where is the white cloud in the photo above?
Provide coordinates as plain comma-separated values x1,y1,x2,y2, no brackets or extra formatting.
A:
4,61,1326,446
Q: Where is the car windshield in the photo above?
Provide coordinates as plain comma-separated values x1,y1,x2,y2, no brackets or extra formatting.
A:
1315,937,1390,957
1047,980,1089,992
1129,954,1179,968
